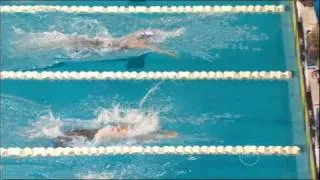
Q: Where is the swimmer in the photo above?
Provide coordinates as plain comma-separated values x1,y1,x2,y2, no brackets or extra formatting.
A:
54,123,177,147
69,28,182,58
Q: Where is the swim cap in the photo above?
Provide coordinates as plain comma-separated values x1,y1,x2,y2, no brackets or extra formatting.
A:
144,31,154,36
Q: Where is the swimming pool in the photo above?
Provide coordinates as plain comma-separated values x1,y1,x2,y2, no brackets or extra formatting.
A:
0,1,315,179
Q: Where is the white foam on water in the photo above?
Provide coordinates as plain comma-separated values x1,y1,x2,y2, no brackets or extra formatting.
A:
136,27,185,44
81,171,115,179
13,30,113,59
12,23,185,61
139,80,164,109
26,111,64,139
92,105,160,138
3,14,269,70
25,104,160,146
1,92,165,147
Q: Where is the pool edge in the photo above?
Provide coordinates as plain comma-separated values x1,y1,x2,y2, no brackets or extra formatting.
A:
291,1,317,180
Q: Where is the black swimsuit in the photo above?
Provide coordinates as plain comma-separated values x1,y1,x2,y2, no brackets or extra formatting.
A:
54,129,99,147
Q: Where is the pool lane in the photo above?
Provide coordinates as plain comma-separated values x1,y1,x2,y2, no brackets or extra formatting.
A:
1,12,288,71
1,80,294,147
1,154,302,179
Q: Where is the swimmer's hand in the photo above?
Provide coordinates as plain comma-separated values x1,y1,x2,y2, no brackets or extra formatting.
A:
147,46,180,59
163,51,180,59
162,131,178,138
126,39,180,59
133,131,178,141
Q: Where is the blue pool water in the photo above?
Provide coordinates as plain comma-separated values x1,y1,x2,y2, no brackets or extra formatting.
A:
0,0,313,179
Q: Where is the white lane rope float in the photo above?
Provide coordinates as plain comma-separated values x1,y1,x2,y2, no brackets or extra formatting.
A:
0,5,286,14
0,71,292,80
0,145,301,157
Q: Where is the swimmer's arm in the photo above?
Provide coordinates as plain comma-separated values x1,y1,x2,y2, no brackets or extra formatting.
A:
135,131,177,141
126,39,178,59
146,46,179,59
28,43,61,51
134,134,157,141
53,136,72,147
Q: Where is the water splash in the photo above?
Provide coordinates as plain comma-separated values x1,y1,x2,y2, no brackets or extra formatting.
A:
81,172,115,180
0,94,164,147
1,94,241,147
11,26,184,61
26,111,64,139
12,29,115,60
3,14,269,70
139,80,164,109
25,104,160,146
93,105,160,137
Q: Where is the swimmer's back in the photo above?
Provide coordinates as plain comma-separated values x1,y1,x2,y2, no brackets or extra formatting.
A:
65,129,99,140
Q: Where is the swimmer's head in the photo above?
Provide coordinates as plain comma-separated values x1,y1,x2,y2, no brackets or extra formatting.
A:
137,31,154,40
115,124,129,134
144,31,154,36
101,41,112,48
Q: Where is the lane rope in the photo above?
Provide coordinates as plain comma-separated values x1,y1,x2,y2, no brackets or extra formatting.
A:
0,145,301,157
0,5,286,14
0,71,292,80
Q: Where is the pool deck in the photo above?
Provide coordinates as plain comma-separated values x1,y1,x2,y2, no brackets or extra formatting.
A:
296,0,319,175
307,67,319,171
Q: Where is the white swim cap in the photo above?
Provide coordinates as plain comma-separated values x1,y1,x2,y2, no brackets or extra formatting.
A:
144,31,154,36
